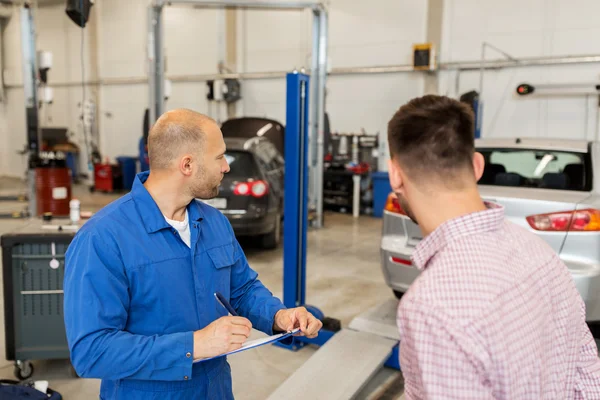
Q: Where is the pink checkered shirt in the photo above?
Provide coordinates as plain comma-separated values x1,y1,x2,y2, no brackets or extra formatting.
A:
397,202,600,399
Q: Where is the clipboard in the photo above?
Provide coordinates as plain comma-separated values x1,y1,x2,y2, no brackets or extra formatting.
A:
194,328,301,363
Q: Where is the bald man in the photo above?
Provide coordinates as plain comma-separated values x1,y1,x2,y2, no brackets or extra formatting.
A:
64,109,322,400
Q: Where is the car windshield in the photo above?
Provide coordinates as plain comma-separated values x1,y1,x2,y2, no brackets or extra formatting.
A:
225,150,259,178
478,148,591,191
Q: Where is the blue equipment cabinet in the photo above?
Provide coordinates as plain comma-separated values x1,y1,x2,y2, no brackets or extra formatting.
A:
371,171,392,218
277,72,339,351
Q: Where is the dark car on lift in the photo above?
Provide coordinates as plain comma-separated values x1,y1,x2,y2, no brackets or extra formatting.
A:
221,117,285,156
201,135,284,249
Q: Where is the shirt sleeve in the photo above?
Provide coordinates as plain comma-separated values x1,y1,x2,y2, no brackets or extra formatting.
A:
398,298,494,400
225,221,286,335
63,229,194,381
575,301,600,398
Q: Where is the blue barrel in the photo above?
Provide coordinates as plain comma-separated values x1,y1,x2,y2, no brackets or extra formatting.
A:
116,156,138,191
372,171,392,218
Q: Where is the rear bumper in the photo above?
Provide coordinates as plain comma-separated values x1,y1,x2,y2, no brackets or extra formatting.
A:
380,238,420,294
226,212,276,236
381,234,600,322
380,237,600,322
563,258,600,322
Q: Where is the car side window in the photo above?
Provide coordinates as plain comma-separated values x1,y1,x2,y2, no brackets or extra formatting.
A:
254,143,272,172
265,143,284,171
254,142,283,173
255,152,270,172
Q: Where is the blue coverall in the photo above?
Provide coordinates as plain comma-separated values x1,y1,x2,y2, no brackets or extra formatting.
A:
64,172,287,399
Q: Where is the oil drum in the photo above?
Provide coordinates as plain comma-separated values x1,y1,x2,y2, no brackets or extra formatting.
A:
35,156,72,217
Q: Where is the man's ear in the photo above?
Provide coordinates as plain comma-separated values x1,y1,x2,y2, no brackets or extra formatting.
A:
387,158,405,194
473,152,485,182
179,155,193,177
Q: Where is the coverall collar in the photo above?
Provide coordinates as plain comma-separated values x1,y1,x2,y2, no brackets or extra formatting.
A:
131,171,204,234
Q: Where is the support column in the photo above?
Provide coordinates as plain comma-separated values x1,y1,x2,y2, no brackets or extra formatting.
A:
308,7,327,228
20,6,39,156
423,0,443,95
147,4,164,124
226,7,237,119
20,6,39,217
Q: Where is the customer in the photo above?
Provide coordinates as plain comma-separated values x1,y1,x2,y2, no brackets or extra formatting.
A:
387,95,600,399
64,109,322,400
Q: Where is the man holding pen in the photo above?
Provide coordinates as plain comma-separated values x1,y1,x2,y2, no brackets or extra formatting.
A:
63,109,322,399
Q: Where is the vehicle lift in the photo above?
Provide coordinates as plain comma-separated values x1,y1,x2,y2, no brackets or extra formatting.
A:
268,72,401,400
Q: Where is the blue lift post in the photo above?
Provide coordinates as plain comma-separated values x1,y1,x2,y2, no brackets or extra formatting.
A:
276,72,338,351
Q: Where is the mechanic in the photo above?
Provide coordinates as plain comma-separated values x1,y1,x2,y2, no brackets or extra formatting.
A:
387,95,600,399
63,109,322,399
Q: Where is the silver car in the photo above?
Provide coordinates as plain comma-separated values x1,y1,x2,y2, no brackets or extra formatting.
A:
380,138,600,322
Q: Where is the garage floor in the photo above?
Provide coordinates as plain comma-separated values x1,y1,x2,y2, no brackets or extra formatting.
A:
0,177,403,399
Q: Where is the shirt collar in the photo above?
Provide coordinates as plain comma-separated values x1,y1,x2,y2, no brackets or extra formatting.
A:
411,202,504,271
131,171,204,234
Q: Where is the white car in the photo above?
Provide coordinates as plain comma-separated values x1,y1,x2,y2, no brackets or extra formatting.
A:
380,138,600,322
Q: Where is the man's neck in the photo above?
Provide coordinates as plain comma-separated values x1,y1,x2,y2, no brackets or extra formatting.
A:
414,189,487,237
144,172,191,221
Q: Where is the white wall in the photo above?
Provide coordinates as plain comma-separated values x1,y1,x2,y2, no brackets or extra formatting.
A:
4,0,598,176
1,3,97,178
0,0,426,177
439,0,600,141
239,0,427,158
98,0,219,162
0,0,221,177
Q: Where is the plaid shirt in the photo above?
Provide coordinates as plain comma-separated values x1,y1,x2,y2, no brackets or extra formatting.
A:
397,203,600,399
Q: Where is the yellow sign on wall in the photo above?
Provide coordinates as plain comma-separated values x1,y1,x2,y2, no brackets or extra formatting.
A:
413,43,436,71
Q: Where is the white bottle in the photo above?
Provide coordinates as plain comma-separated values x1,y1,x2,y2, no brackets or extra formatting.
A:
70,199,81,224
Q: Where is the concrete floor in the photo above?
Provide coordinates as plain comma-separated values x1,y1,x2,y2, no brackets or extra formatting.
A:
0,177,403,399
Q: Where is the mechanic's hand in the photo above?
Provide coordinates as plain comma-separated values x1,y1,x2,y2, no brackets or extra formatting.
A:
193,316,252,360
274,307,322,339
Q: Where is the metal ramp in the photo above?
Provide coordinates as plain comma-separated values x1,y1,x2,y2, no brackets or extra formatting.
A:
267,299,400,400
348,298,400,341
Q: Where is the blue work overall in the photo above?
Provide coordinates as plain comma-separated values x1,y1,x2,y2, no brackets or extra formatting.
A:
64,172,286,399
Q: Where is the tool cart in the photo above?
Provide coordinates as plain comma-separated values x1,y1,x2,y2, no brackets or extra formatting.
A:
1,219,77,380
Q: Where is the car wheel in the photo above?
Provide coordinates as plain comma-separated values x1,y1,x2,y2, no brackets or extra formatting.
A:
393,290,404,300
261,213,281,250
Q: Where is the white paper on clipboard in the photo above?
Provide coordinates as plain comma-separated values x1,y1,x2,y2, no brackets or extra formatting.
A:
194,328,301,363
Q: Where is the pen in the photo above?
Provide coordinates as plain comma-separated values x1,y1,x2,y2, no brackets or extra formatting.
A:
214,292,238,316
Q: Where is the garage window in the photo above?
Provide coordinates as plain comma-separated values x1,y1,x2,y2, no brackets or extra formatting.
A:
478,148,591,191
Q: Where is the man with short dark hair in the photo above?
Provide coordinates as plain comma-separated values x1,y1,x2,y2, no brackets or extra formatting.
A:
387,95,600,399
64,109,322,399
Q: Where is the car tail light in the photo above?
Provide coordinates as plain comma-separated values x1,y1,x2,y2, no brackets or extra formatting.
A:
234,183,250,196
384,193,407,216
391,257,412,266
234,180,269,198
251,181,268,197
526,209,600,232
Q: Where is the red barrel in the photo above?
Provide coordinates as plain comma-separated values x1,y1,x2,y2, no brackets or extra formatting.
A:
35,166,72,217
